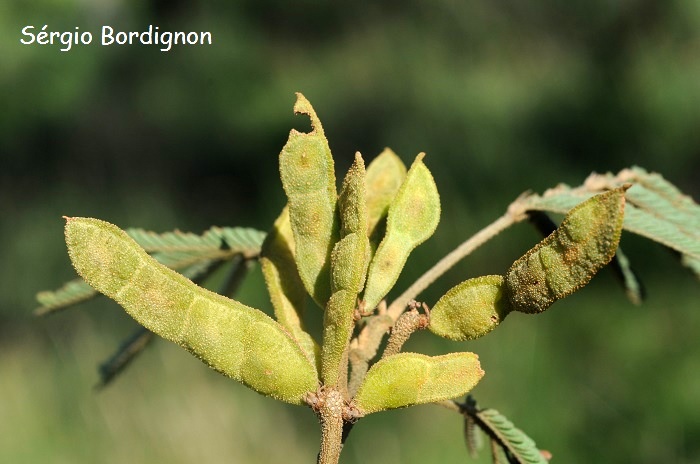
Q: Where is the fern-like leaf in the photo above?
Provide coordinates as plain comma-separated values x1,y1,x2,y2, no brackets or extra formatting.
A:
474,408,548,464
609,247,645,305
35,279,98,316
127,226,265,257
464,413,483,458
36,256,218,316
682,255,700,278
521,167,700,278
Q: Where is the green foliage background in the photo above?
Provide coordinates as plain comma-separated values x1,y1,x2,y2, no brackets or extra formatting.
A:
1,1,699,462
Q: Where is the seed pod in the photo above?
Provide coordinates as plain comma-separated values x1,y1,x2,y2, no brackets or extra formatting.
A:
506,186,628,314
279,93,338,307
321,154,370,386
353,352,484,415
65,217,318,405
260,206,320,368
365,148,407,238
429,275,513,341
363,153,441,310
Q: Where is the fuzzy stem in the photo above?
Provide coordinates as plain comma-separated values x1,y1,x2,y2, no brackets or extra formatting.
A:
317,389,345,464
347,205,528,395
387,211,525,319
381,306,427,359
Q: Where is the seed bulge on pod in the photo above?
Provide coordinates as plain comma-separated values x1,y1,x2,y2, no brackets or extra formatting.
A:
506,186,628,314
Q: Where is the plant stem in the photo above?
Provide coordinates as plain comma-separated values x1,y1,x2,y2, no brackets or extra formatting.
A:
348,203,528,394
317,388,345,464
387,210,526,318
381,305,428,359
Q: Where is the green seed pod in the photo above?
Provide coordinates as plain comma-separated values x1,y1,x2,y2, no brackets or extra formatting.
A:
365,148,407,238
279,93,338,308
65,217,318,405
429,275,514,341
506,186,628,314
363,153,441,310
260,206,320,368
321,154,370,386
353,352,484,415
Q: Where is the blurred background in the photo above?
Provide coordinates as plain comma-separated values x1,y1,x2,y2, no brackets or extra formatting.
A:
1,1,699,463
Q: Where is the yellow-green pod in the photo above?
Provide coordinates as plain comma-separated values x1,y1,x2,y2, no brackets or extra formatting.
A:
321,154,370,386
353,352,484,415
65,217,318,405
279,93,338,308
321,289,358,386
363,153,441,310
365,148,407,238
506,186,628,314
429,275,514,341
260,206,320,368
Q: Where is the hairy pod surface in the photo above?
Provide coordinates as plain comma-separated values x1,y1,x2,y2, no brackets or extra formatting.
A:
65,217,318,405
353,352,484,414
260,206,320,368
363,153,441,310
429,275,513,341
364,148,407,238
506,186,628,313
279,93,338,308
321,154,370,385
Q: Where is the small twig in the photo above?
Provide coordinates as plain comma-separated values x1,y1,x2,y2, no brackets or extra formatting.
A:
347,301,391,396
95,327,154,389
387,207,527,319
381,301,430,359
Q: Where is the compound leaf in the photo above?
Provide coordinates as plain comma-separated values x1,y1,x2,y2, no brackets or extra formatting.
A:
127,226,265,256
522,167,700,278
474,408,548,464
35,279,97,316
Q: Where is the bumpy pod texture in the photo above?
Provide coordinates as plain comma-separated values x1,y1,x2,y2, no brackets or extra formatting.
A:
65,217,318,405
279,93,338,308
321,154,370,385
363,153,441,310
260,206,320,368
429,275,514,341
353,352,484,414
506,186,628,313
